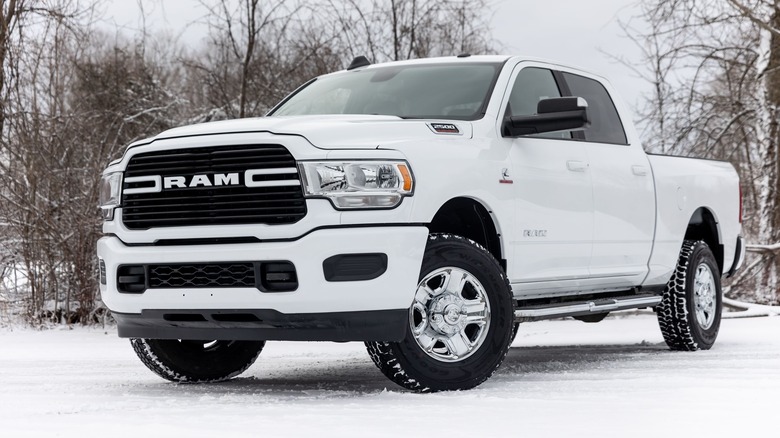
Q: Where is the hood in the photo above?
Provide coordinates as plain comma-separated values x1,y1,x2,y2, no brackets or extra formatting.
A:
148,114,472,150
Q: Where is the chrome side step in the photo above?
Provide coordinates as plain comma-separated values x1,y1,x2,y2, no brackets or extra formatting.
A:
514,294,662,322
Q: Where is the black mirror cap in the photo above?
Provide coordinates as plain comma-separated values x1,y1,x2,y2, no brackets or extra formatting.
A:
347,56,371,70
503,97,590,137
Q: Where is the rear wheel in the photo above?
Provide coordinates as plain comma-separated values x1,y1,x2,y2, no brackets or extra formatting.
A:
130,338,265,383
656,240,722,351
366,234,513,392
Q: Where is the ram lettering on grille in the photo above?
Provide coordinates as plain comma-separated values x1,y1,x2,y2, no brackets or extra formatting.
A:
121,144,307,229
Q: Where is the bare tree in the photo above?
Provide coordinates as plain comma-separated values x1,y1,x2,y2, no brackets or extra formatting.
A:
0,0,23,137
0,0,93,322
181,0,497,120
623,0,780,304
0,0,502,325
0,0,188,324
184,0,312,119
325,0,496,63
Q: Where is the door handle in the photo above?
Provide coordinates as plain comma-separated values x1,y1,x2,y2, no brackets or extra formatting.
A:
566,160,589,172
632,165,648,176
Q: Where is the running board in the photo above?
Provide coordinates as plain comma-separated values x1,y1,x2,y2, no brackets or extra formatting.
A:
514,294,662,322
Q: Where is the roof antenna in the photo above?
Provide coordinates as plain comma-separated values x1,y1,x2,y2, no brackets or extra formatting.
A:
347,55,371,70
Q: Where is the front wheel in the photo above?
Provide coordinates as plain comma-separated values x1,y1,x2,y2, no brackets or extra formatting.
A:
366,234,514,392
656,240,722,351
130,338,265,383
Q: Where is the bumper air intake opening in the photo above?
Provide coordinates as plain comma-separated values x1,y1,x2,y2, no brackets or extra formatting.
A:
259,262,298,292
117,265,147,293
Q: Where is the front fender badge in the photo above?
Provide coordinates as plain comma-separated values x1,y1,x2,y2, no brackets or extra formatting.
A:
500,168,513,184
428,123,461,135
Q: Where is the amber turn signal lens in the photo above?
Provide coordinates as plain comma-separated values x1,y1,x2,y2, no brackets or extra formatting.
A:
397,164,413,192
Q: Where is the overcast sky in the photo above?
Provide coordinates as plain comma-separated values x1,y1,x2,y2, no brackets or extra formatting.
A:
102,0,649,120
492,0,647,110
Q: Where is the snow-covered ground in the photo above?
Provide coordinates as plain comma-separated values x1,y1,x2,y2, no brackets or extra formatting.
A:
1,315,777,437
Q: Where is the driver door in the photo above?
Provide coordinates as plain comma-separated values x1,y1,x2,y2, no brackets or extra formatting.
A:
502,65,594,295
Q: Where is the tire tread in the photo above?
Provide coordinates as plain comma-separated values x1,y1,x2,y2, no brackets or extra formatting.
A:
657,240,721,351
130,338,264,383
366,233,513,392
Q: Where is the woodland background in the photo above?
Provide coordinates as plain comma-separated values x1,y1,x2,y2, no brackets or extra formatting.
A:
0,0,777,325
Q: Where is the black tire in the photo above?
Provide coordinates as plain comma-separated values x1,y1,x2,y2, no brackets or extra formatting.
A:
366,234,514,392
656,240,722,351
130,338,265,383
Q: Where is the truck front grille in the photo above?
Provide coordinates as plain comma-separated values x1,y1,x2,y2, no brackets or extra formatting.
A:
121,144,306,229
117,261,298,293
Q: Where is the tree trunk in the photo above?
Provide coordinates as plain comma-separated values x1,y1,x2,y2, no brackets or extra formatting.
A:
238,0,257,119
0,0,20,137
757,5,780,303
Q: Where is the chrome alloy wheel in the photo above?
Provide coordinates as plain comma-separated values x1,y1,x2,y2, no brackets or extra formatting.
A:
693,263,717,330
409,267,491,362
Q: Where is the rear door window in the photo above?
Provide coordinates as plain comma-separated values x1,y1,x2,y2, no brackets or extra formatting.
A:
560,72,628,145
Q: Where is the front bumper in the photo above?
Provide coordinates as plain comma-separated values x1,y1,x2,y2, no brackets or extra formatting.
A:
112,308,409,342
98,226,428,341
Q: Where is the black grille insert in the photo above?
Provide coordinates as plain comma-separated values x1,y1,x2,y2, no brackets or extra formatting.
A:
116,261,298,293
121,144,306,229
150,263,255,288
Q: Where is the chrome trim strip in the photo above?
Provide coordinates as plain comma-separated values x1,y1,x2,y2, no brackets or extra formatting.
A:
123,176,162,195
514,295,662,322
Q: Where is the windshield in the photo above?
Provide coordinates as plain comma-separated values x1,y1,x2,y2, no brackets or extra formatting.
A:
269,63,502,120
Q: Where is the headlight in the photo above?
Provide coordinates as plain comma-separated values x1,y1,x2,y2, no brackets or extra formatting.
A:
98,172,123,220
299,161,414,209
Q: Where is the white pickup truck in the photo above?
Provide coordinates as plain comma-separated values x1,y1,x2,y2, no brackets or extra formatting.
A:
97,55,744,392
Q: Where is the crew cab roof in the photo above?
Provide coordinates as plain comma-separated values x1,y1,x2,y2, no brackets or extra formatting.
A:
328,54,607,85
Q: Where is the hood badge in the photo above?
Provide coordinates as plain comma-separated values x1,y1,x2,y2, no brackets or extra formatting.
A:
427,123,461,135
500,168,513,184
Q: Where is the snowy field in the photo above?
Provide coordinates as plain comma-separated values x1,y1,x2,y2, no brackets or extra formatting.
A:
1,315,778,438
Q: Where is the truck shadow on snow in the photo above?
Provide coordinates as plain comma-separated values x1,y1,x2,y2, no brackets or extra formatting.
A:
126,342,673,396
497,343,670,377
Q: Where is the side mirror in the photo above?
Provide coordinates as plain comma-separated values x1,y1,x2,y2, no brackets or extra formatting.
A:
503,97,590,137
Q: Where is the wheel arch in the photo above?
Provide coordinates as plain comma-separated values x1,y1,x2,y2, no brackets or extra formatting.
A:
427,197,505,271
684,207,723,275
